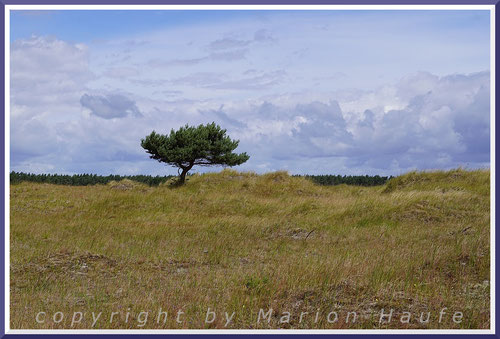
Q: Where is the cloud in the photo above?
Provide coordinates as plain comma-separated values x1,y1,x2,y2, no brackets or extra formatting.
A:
11,118,61,164
199,105,247,129
80,93,143,119
170,70,287,90
11,66,490,176
235,100,353,162
11,35,94,111
208,29,275,51
129,78,169,87
343,71,490,170
210,70,287,90
253,29,274,42
145,29,272,70
170,72,224,87
147,56,207,68
9,11,490,176
146,48,248,69
9,37,489,175
209,48,248,61
151,90,183,97
10,35,96,172
208,37,251,51
103,66,139,79
229,71,489,174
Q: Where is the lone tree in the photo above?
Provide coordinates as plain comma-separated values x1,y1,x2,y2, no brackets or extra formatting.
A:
141,122,249,184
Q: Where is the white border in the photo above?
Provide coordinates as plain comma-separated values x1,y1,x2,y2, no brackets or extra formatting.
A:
4,4,496,335
490,5,496,336
3,4,497,9
4,4,10,336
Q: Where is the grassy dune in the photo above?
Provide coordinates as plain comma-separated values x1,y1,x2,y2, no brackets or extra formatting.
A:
10,169,490,329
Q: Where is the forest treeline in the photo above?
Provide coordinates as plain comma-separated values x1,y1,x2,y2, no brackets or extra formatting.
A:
10,172,173,186
294,174,392,186
10,171,391,187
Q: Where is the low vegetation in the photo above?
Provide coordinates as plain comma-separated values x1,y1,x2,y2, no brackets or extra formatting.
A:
295,174,391,186
10,169,490,329
10,171,391,187
9,172,175,187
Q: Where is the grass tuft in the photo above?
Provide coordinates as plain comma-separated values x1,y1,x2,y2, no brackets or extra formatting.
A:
10,169,490,329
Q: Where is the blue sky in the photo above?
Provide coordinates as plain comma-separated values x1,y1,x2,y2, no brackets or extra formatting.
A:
11,10,489,44
11,10,262,43
10,9,491,175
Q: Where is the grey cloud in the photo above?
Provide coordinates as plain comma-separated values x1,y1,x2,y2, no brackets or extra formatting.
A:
11,64,490,176
357,110,375,129
346,71,490,169
152,90,183,97
253,29,274,42
454,84,490,156
254,101,354,160
200,105,247,129
80,94,143,119
395,71,439,101
129,78,169,87
239,71,490,173
11,118,61,163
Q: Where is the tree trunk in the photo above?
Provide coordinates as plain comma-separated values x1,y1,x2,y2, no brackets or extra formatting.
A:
178,164,193,185
179,168,188,184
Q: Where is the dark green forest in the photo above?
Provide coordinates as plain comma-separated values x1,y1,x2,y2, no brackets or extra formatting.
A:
293,174,391,186
10,171,391,187
10,172,172,186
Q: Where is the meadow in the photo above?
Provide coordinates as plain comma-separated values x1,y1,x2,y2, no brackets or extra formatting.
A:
10,169,490,329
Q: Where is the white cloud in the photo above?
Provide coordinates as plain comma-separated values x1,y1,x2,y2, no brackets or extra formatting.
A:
10,11,490,176
104,66,140,79
11,36,93,111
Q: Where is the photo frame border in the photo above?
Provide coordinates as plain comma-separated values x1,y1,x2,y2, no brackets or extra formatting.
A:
1,0,497,337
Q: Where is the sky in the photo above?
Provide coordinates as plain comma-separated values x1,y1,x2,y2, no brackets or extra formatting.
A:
10,9,491,176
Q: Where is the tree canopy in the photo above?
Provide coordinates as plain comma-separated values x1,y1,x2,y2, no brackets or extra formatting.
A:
141,122,249,184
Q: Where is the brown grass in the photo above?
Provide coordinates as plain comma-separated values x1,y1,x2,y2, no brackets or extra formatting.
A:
10,168,490,329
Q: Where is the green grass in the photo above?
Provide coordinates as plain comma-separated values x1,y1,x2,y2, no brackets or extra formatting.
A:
10,169,490,329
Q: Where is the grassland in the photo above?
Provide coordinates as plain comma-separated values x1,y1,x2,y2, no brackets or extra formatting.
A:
10,169,490,329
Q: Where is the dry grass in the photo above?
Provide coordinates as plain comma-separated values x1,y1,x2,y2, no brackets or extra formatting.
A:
10,168,490,329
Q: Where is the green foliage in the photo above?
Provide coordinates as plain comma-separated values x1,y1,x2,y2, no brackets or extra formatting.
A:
10,171,392,187
10,172,173,186
244,275,269,292
293,174,392,186
141,122,249,183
